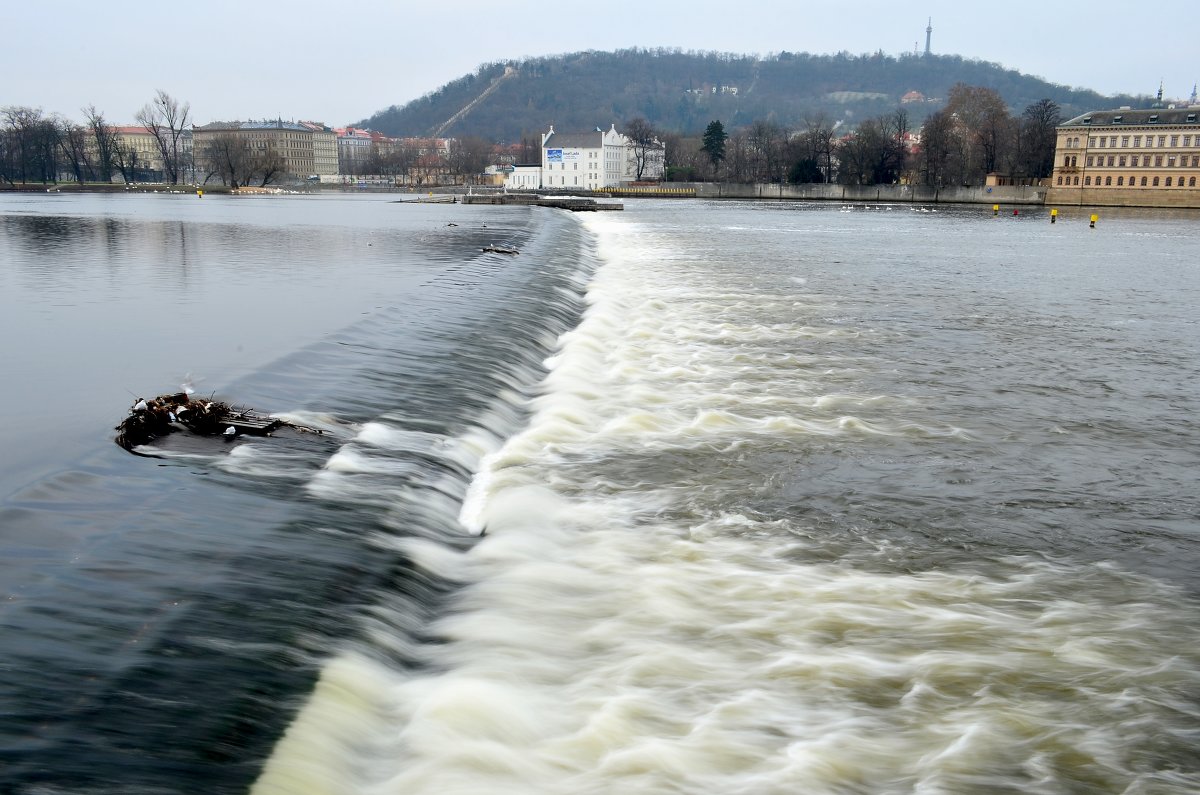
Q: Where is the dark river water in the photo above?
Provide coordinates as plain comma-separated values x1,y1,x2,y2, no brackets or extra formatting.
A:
1,193,1198,794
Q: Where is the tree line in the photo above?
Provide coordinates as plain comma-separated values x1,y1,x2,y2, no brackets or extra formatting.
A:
661,85,1062,187
6,83,1062,189
2,89,498,189
1,90,193,187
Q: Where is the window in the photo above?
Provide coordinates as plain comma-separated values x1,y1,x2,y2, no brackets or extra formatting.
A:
1165,177,1172,186
1057,176,1063,185
1159,136,1167,146
1184,135,1193,146
1191,177,1197,187
1074,176,1080,185
1153,176,1160,186
1105,176,1112,186
1148,115,1159,123
1155,155,1164,167
1098,137,1107,148
1113,115,1123,124
1086,155,1095,167
1133,135,1142,146
1088,137,1097,147
1171,136,1179,147
1119,155,1127,167
1107,156,1115,167
1141,176,1148,186
1117,176,1124,185
1085,176,1092,185
1121,136,1130,147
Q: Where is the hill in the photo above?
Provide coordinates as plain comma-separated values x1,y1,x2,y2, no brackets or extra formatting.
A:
359,48,1148,142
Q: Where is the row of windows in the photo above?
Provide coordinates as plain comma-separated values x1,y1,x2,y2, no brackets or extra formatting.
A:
1066,133,1196,149
1066,154,1200,167
1056,174,1198,187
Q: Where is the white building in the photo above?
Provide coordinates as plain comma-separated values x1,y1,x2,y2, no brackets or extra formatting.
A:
540,124,627,190
506,164,542,189
504,124,665,191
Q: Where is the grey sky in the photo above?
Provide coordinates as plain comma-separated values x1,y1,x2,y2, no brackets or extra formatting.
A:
4,0,1196,128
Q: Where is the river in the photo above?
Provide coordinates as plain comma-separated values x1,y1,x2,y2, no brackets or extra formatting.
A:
1,193,1197,794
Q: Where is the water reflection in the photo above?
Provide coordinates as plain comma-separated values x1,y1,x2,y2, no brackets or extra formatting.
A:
0,195,536,497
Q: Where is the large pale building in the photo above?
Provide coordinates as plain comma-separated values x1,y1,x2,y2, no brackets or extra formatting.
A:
193,120,338,182
1046,106,1200,208
299,121,338,176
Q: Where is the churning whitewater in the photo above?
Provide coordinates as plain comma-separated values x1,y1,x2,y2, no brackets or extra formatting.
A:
254,205,1200,795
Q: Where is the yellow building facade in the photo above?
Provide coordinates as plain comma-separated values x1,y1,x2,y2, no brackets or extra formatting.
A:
193,120,338,183
1046,107,1200,208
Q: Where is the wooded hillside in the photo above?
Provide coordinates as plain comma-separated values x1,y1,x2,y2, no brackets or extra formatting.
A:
361,49,1146,141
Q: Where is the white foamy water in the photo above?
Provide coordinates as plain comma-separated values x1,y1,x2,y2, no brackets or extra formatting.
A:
255,204,1200,794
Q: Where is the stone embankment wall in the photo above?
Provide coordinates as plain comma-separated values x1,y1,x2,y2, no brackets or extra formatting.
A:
1044,186,1200,209
691,183,1045,205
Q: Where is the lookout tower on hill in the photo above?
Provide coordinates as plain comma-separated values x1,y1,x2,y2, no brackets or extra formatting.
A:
924,18,932,57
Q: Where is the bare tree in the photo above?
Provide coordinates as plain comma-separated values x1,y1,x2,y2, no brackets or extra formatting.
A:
447,136,493,184
945,83,1013,182
836,112,907,186
917,108,959,187
83,105,119,183
790,115,837,183
624,117,659,181
110,136,142,184
252,146,287,187
2,106,52,184
57,117,94,183
747,118,788,182
725,130,752,183
657,130,690,181
1017,99,1062,180
202,132,252,188
136,89,191,183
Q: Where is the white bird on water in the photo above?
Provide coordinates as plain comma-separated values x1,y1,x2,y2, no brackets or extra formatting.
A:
223,426,237,437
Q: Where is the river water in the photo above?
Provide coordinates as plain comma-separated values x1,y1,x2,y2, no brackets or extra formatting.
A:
1,194,1198,794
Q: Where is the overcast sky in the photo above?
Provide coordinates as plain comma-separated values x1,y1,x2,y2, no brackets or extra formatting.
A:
4,0,1196,127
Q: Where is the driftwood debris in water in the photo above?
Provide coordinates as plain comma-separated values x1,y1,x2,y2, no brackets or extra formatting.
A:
481,246,519,255
114,392,322,452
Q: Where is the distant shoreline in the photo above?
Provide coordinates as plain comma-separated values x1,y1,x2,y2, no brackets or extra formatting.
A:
6,182,1199,212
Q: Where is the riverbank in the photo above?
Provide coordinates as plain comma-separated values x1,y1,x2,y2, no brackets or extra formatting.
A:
607,182,1047,205
11,180,1199,210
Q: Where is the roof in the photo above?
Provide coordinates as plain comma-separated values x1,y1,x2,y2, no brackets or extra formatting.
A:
195,120,311,132
543,131,605,149
1060,107,1200,127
